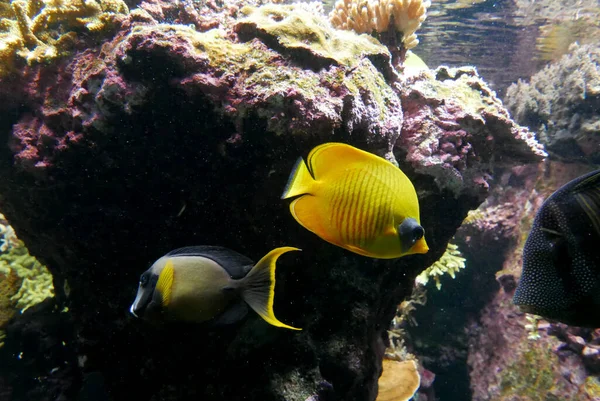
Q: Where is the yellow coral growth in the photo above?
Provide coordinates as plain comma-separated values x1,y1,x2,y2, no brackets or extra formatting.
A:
0,245,54,313
329,0,430,49
0,215,54,347
0,269,21,325
0,0,128,75
0,268,22,347
377,359,421,401
415,242,466,290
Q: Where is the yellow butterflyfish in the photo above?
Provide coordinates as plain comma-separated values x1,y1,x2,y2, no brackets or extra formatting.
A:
281,142,428,259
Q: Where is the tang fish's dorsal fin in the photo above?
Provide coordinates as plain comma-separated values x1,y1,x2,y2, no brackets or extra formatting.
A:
165,246,254,279
306,143,389,180
572,169,600,236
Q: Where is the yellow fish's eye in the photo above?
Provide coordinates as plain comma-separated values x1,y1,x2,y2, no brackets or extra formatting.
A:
399,218,425,253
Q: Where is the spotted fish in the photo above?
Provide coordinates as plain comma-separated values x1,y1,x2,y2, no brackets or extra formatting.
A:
513,169,600,327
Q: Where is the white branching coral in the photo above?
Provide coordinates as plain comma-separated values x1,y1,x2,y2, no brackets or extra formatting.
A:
415,242,466,290
329,0,430,49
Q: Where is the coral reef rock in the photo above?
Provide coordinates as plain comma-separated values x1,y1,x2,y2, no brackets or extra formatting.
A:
505,43,600,164
0,1,543,400
399,66,546,198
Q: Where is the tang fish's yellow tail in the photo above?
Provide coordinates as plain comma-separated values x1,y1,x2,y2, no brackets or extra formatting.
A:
281,157,314,199
240,247,302,330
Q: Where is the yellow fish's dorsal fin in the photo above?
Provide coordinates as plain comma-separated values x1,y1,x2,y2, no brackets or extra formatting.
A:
281,157,315,199
240,247,302,330
572,169,600,236
156,259,175,307
307,142,390,179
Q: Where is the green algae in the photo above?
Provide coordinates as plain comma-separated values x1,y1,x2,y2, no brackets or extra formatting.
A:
584,376,600,397
127,3,397,136
343,59,398,122
498,347,560,401
412,66,504,117
0,0,128,75
237,4,390,69
0,242,54,313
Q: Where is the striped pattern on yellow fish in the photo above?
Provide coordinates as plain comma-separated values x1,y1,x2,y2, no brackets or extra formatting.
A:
281,142,429,259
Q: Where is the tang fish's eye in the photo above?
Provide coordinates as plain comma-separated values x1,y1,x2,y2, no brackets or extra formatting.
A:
140,273,149,287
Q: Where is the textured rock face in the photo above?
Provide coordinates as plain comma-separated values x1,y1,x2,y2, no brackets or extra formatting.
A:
505,44,600,164
399,66,545,198
0,1,542,400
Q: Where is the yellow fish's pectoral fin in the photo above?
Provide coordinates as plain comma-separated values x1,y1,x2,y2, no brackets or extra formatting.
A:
281,157,315,200
307,142,389,179
384,226,397,236
345,244,379,258
289,195,339,245
240,247,302,331
156,259,175,307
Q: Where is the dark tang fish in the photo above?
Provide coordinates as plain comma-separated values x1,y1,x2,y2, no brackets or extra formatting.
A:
513,169,600,327
130,246,301,330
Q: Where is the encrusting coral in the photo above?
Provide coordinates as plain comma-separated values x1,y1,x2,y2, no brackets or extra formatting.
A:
376,359,420,401
0,269,22,347
415,242,466,290
505,43,600,164
329,0,430,66
0,0,128,75
0,213,54,347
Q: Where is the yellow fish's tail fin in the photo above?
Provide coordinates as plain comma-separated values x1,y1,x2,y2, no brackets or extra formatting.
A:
240,247,302,330
156,259,175,307
281,157,314,199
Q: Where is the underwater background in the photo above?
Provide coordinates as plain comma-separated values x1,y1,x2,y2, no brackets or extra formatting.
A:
0,0,598,400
